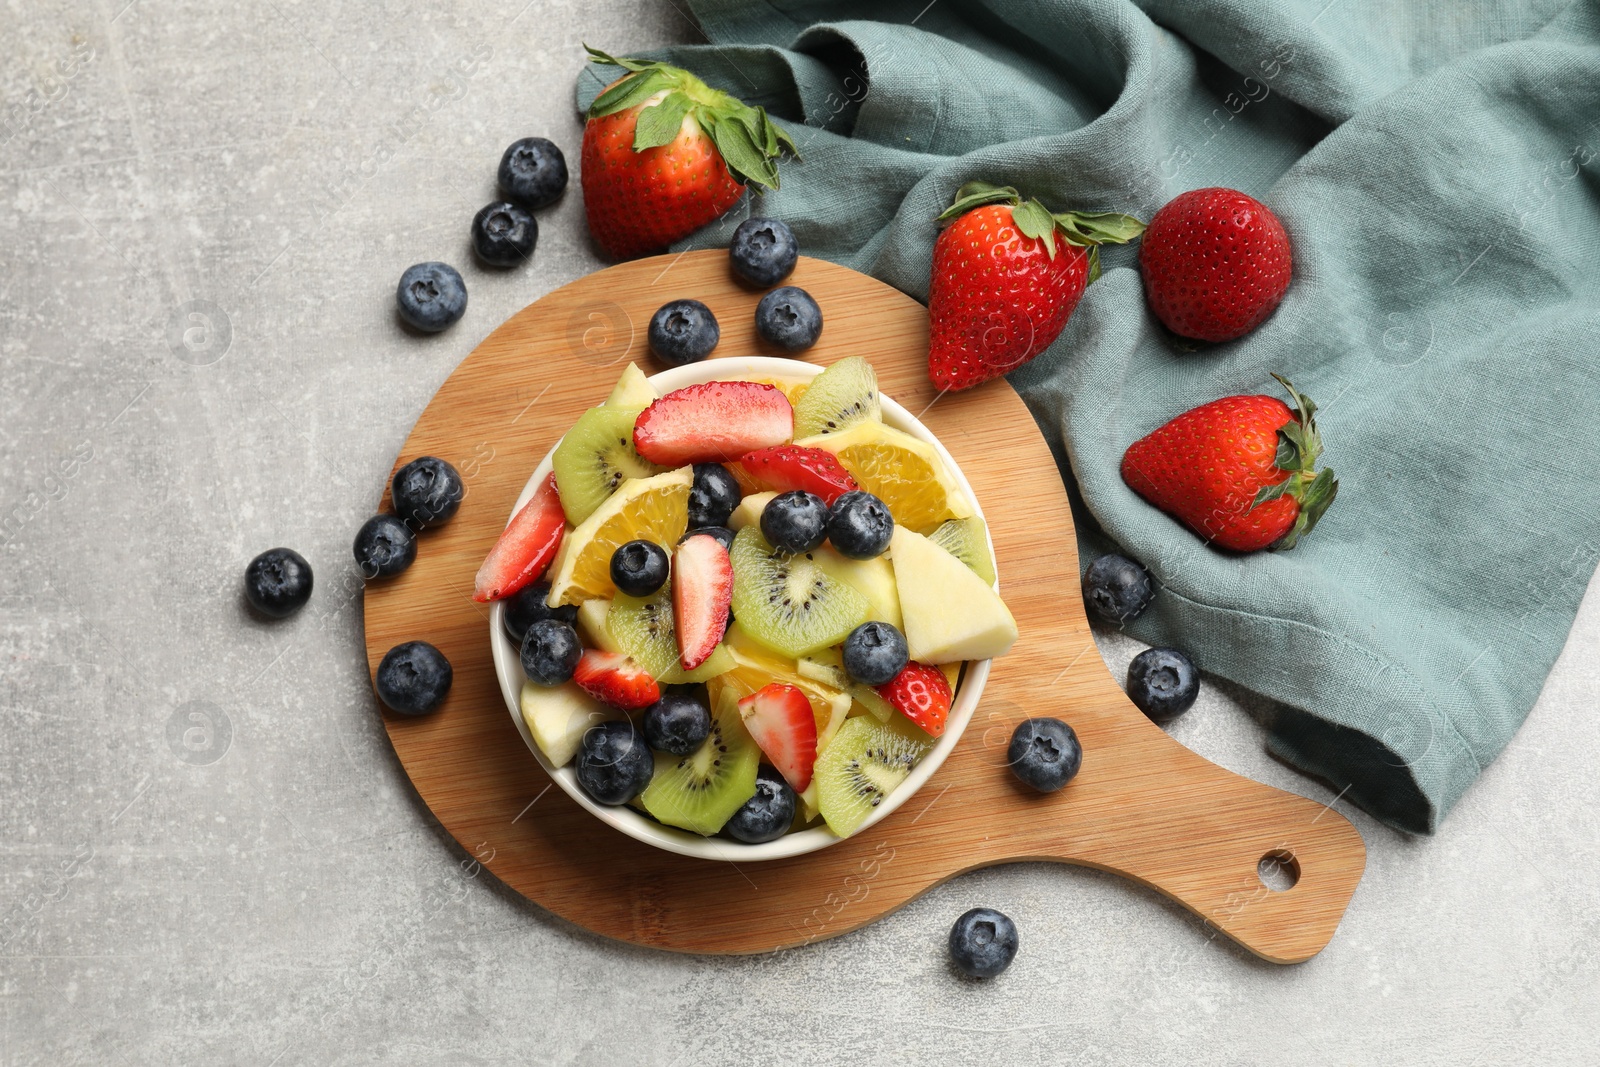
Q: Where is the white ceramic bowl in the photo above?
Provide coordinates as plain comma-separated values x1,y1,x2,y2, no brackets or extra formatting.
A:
490,357,996,861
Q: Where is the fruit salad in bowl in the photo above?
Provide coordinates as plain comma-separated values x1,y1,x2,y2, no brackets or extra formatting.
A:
482,355,1017,860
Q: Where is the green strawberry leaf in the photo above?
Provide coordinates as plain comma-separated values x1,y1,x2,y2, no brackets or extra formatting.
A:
767,113,800,158
1010,199,1058,257
632,91,692,150
1273,372,1318,420
588,68,671,118
1271,470,1338,551
937,181,1022,221
1274,432,1299,470
1251,477,1295,508
1086,245,1103,284
706,111,780,189
1297,469,1339,534
584,45,655,73
1052,210,1147,247
1278,420,1310,466
750,106,778,156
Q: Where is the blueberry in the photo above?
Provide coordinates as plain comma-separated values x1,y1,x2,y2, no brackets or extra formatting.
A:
396,261,467,333
680,525,735,553
574,720,655,805
826,491,893,559
1006,718,1082,793
641,686,713,755
497,136,568,210
841,621,908,686
1083,553,1153,626
754,285,822,351
1126,647,1199,723
243,547,313,618
609,539,669,597
352,514,416,579
375,640,453,716
471,200,538,268
648,299,720,366
520,619,582,686
729,217,798,288
724,767,796,843
760,491,828,554
689,463,742,529
501,581,578,646
391,456,464,528
948,908,1019,978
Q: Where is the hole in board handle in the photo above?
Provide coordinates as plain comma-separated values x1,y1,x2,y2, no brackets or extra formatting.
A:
1257,849,1300,892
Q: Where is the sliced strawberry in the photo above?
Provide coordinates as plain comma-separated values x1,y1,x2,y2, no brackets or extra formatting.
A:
673,533,732,670
734,445,860,505
738,683,818,792
472,473,566,602
573,649,660,710
877,662,952,737
633,382,793,466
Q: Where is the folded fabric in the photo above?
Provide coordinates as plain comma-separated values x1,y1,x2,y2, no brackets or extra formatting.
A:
575,0,1600,833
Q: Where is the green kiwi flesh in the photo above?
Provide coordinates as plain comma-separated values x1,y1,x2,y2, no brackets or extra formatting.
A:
814,715,933,837
793,356,881,439
729,526,869,659
551,405,665,526
607,589,733,685
641,688,759,835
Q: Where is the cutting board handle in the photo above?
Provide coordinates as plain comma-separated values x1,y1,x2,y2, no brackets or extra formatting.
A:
973,686,1367,964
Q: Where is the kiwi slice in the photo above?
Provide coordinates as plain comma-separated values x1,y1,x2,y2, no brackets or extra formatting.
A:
793,356,881,439
608,589,734,684
551,406,665,526
641,687,759,835
729,526,870,659
815,715,933,837
927,517,997,586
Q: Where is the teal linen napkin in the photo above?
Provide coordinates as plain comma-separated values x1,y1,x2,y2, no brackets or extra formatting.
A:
576,0,1600,833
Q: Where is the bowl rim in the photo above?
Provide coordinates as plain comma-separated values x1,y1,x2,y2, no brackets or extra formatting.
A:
489,356,996,861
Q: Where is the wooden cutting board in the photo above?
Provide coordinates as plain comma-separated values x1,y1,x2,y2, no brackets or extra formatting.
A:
362,250,1365,964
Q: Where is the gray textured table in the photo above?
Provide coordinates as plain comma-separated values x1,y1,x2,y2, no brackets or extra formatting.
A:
3,3,1595,1064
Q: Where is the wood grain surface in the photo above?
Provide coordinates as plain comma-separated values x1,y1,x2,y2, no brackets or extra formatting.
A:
362,250,1366,963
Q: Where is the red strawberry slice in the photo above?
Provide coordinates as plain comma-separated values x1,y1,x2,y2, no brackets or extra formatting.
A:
738,683,818,792
673,533,732,670
734,445,859,505
573,649,660,710
877,662,952,737
472,473,566,602
633,382,793,466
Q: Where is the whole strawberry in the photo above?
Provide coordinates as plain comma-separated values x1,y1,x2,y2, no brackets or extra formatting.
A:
581,47,797,261
1120,374,1337,552
927,182,1144,391
1139,187,1292,342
